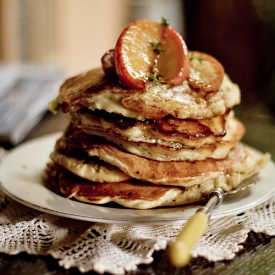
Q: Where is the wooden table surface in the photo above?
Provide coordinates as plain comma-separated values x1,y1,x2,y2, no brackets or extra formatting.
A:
1,101,275,275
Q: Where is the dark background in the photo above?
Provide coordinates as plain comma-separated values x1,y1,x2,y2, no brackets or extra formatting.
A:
184,0,275,115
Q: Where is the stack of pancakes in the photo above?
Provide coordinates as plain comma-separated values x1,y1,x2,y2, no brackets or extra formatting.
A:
46,62,270,209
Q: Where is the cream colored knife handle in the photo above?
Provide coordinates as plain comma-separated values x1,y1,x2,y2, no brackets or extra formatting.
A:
169,211,208,267
169,189,224,268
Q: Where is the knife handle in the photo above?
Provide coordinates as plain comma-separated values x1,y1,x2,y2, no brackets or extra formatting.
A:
169,211,208,267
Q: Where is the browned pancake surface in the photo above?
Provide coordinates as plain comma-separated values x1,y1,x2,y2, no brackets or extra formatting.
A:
46,163,180,201
71,111,245,161
70,109,230,147
56,69,240,120
58,127,269,187
45,162,231,209
50,139,132,183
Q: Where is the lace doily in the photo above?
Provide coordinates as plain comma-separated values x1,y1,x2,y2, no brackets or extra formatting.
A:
0,147,275,275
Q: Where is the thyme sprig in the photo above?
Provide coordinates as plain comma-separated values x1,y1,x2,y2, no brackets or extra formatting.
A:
146,17,169,85
150,41,164,54
149,72,164,85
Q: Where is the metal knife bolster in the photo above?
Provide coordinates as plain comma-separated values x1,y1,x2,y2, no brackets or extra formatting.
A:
196,188,225,218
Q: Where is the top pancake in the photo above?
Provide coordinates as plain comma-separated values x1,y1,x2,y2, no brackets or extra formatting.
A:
49,68,240,120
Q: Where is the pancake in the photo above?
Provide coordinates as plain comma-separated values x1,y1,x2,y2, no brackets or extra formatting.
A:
57,127,270,187
48,69,240,121
44,162,252,209
70,109,230,148
50,138,132,183
71,111,245,161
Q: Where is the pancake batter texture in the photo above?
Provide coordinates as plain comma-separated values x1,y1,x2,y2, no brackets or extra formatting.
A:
46,19,270,209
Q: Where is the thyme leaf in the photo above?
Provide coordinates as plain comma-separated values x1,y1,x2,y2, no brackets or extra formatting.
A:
161,16,169,27
150,41,164,54
149,72,164,85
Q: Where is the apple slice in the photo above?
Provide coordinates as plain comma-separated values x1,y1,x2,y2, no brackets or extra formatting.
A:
188,51,224,92
157,27,189,85
114,20,161,89
101,49,116,75
114,19,189,89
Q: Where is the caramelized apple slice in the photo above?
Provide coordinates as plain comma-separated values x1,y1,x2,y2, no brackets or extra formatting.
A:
188,51,224,92
157,27,189,85
114,20,161,89
101,49,116,75
114,19,189,89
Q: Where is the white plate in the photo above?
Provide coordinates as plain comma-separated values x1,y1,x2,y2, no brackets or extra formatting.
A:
0,132,275,224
